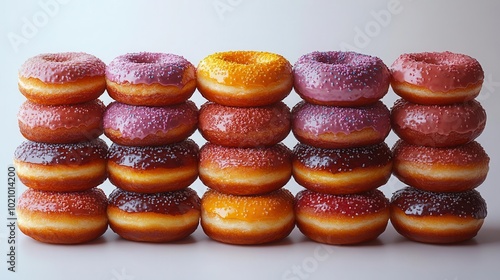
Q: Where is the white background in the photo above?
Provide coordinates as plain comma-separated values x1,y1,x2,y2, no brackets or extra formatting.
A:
1,0,500,279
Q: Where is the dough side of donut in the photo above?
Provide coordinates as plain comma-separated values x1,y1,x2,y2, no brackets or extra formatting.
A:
296,210,389,244
390,207,484,243
107,206,200,242
293,127,388,149
391,81,482,105
107,162,198,193
292,162,392,194
17,210,108,244
18,76,106,105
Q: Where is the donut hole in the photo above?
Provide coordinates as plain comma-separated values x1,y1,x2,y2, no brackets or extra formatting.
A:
413,55,453,66
127,54,159,64
43,54,71,63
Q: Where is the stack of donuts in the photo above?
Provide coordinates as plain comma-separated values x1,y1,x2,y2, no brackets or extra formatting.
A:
196,51,296,244
389,51,489,243
14,52,109,244
291,51,393,244
103,52,202,242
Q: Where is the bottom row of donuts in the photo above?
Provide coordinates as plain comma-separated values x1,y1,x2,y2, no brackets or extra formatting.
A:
16,186,487,245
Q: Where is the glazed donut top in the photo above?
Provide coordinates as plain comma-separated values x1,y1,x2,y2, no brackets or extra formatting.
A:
18,99,105,129
108,188,200,214
391,99,486,135
392,140,489,165
295,189,389,217
17,188,107,215
292,100,390,135
391,51,484,92
108,139,199,169
103,101,198,140
19,52,105,83
14,139,108,165
197,51,292,87
293,51,390,102
106,52,196,86
391,187,487,219
201,143,291,168
293,143,392,172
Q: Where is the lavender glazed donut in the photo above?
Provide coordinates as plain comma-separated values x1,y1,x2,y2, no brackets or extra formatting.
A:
106,52,196,106
103,101,198,146
14,139,108,192
199,101,291,148
391,51,484,105
107,139,199,193
18,52,106,105
291,100,390,148
391,99,486,147
18,99,105,144
293,51,390,106
390,187,487,243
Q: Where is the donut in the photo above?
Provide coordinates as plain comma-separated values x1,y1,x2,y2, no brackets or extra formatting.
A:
295,189,390,245
390,187,487,243
291,100,391,148
293,51,390,106
103,101,198,146
391,99,486,147
14,139,108,192
16,188,108,244
390,51,484,105
18,52,106,105
199,143,292,196
392,140,489,192
17,99,105,144
292,143,392,195
107,139,199,193
106,52,196,106
199,101,291,148
197,51,293,107
201,188,295,245
107,188,201,243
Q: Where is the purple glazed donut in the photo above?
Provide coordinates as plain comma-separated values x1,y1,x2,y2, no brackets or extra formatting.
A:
103,101,198,146
106,52,197,106
291,100,390,148
293,51,390,106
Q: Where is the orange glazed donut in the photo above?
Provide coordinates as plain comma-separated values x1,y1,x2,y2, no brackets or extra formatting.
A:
292,143,392,195
391,99,486,147
107,140,199,193
199,143,292,195
201,188,295,245
295,189,390,245
103,101,198,146
197,51,293,107
14,139,108,192
199,101,291,148
392,140,490,192
18,99,105,144
390,187,487,244
106,52,196,106
18,52,106,105
107,188,201,243
17,188,108,244
391,51,484,105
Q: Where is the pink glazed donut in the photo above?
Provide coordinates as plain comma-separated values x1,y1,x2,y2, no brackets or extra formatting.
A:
103,101,198,146
106,52,197,106
391,99,486,147
18,52,106,105
293,51,390,106
292,100,390,148
391,51,484,105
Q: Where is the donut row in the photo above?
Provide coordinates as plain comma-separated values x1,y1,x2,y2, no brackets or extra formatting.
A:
388,52,489,244
14,50,490,245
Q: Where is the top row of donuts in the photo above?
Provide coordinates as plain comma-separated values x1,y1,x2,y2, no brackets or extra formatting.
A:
17,50,484,107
